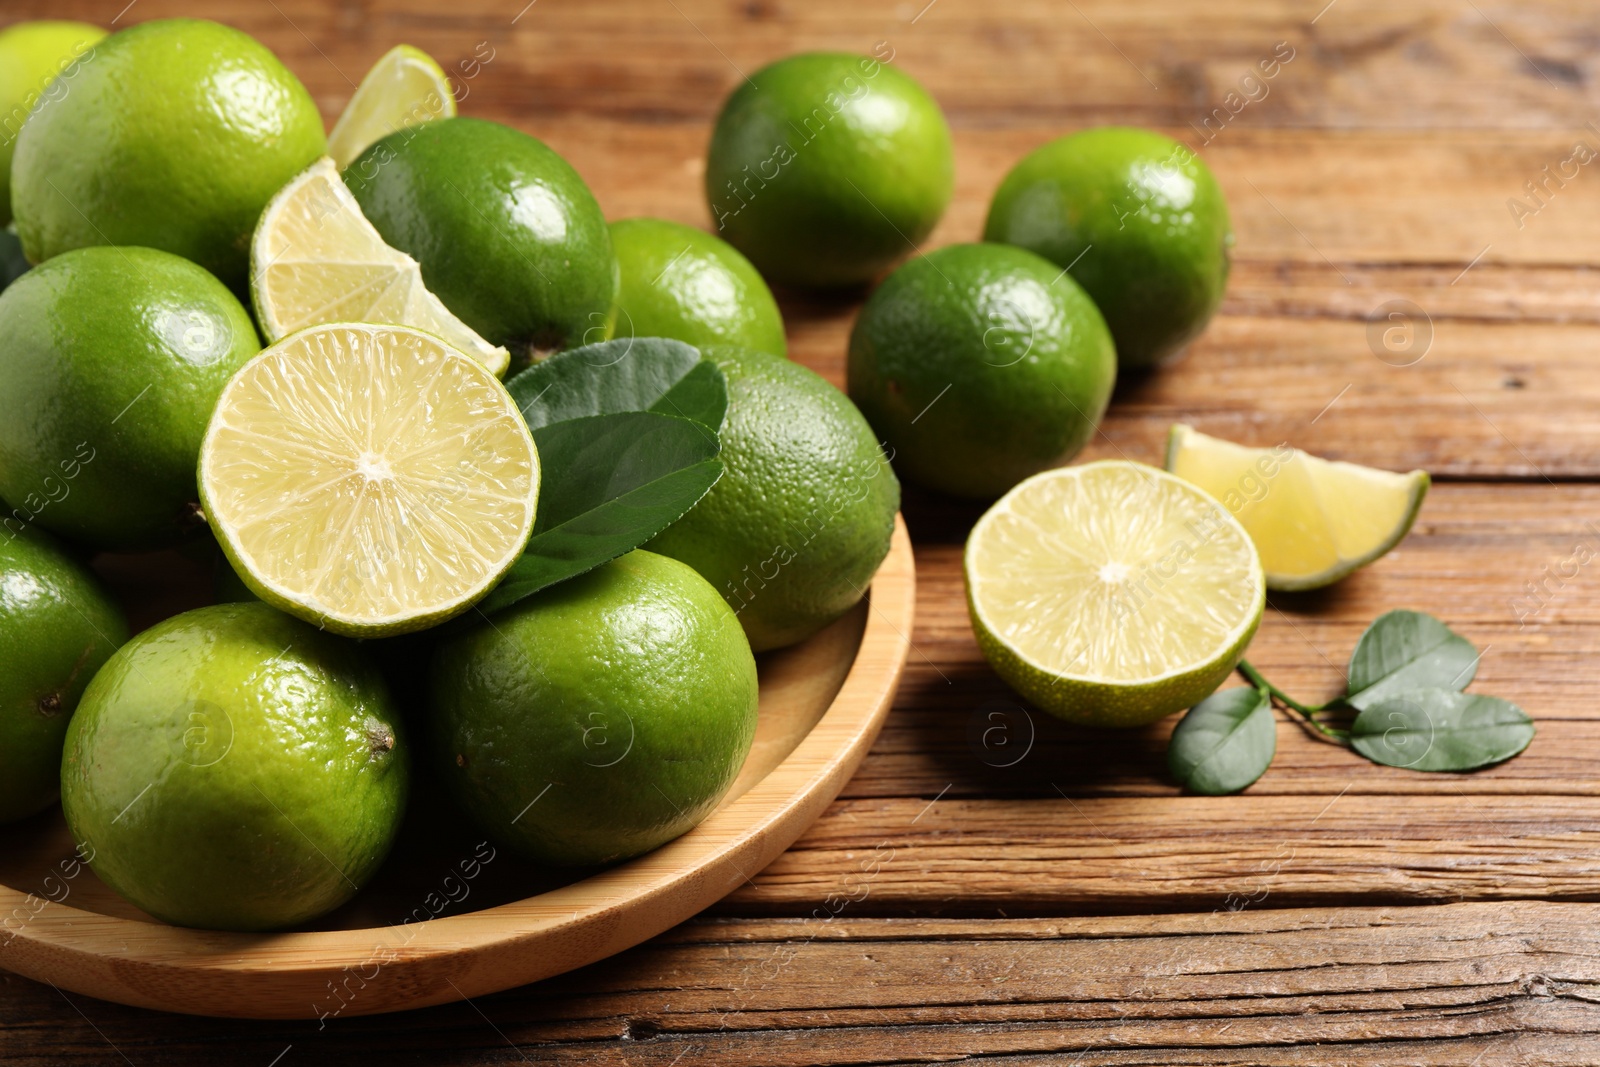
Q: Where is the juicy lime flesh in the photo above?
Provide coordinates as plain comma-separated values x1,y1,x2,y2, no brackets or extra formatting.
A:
60,603,407,931
12,18,325,288
327,44,456,170
252,157,509,376
1166,425,1427,590
985,127,1233,369
0,246,261,550
646,345,899,652
610,217,787,355
431,550,759,867
0,524,127,823
0,21,107,228
967,462,1264,727
705,52,954,288
200,324,539,637
847,242,1116,499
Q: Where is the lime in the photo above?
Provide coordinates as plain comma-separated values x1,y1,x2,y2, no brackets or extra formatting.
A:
965,461,1264,728
0,246,260,550
0,524,126,823
647,346,899,651
984,127,1233,369
346,117,617,366
252,157,510,377
610,217,786,355
705,52,954,289
327,44,456,170
61,603,407,931
1165,424,1429,591
199,323,540,638
0,20,106,228
847,243,1116,499
430,550,758,866
12,19,325,288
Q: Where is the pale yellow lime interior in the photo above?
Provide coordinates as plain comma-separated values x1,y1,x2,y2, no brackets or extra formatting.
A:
327,43,456,169
1165,424,1426,588
968,463,1262,682
202,325,538,629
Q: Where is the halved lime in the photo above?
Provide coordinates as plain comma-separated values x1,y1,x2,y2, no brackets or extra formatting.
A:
965,461,1264,728
198,323,539,638
251,157,510,377
1165,424,1428,592
327,44,455,169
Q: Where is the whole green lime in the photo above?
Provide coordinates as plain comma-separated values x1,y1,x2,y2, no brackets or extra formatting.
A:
984,127,1233,369
0,524,126,823
705,52,954,289
848,243,1116,499
11,19,325,288
647,345,899,651
610,217,786,355
0,20,107,228
61,603,408,931
346,117,618,366
430,550,757,867
0,246,260,549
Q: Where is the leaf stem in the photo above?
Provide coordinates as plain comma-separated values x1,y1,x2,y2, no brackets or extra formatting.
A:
1236,659,1351,746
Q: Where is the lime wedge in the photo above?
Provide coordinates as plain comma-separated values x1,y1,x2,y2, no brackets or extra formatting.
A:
199,323,540,638
251,157,510,377
965,461,1264,727
327,44,456,169
1165,424,1429,592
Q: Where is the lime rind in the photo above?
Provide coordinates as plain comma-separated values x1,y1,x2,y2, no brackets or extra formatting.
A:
327,44,456,169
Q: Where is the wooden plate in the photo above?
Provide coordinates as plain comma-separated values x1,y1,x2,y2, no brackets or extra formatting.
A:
0,517,915,1019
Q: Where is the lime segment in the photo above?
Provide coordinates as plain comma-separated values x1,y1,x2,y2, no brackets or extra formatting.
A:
199,323,539,637
1165,424,1428,591
327,44,456,169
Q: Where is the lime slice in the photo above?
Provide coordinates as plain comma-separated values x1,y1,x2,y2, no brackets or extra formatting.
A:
965,461,1264,728
199,323,540,638
1164,424,1429,592
252,157,510,377
327,44,456,169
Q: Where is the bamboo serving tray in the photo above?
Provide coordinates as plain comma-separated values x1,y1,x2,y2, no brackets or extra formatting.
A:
0,516,914,1019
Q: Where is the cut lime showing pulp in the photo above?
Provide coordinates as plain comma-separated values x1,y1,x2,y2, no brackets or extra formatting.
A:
965,461,1264,728
1164,424,1428,592
252,157,509,377
199,323,539,638
327,44,456,169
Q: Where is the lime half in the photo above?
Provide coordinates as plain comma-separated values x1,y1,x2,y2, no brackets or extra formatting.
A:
1165,424,1428,592
252,157,509,377
965,461,1264,727
199,323,539,638
327,44,455,169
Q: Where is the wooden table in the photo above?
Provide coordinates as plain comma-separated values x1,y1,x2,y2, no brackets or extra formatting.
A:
6,0,1600,1062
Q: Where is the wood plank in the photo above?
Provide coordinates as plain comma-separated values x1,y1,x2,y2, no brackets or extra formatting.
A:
1,904,1597,1064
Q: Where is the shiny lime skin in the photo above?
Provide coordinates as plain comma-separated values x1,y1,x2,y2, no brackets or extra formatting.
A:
610,217,786,355
705,52,954,289
0,247,261,550
430,551,758,867
647,346,899,651
0,21,107,228
0,524,126,823
847,243,1116,499
346,117,618,365
61,603,408,931
984,127,1233,369
12,19,325,288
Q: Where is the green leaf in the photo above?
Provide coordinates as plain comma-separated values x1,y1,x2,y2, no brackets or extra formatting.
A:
1168,687,1277,795
473,411,723,617
504,337,727,432
1350,688,1535,771
1344,610,1479,710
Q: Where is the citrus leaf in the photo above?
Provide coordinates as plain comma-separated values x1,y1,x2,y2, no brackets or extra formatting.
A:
1168,686,1276,795
1350,688,1534,771
474,411,723,616
505,337,727,432
1344,610,1479,710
